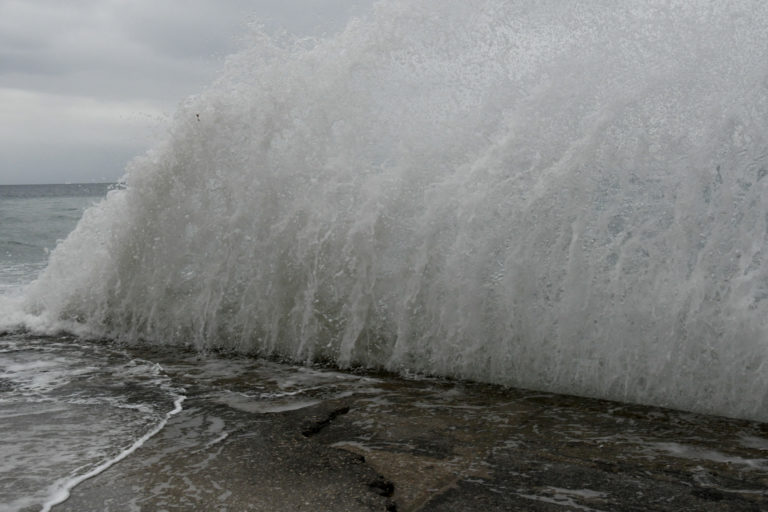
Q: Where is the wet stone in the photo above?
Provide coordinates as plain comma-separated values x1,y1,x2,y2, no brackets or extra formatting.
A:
50,345,768,512
0,377,15,392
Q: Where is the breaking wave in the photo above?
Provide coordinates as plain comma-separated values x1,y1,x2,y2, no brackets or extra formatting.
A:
15,0,768,420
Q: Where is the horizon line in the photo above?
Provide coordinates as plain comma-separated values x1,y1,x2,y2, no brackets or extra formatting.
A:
0,181,119,187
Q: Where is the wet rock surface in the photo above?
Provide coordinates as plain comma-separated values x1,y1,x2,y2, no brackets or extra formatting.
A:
55,347,768,511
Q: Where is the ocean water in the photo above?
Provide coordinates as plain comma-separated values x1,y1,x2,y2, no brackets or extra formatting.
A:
0,184,184,511
2,6,768,505
0,334,184,512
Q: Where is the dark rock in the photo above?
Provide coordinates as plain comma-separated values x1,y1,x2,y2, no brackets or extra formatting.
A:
368,477,395,497
301,405,351,437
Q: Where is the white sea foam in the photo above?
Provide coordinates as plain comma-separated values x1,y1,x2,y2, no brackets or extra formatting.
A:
40,394,185,512
11,0,768,421
0,338,184,511
217,392,321,414
647,442,768,470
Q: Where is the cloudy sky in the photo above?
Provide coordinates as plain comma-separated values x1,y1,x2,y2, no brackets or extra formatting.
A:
0,0,373,185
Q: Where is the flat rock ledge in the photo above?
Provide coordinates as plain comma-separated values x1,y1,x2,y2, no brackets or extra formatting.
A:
53,348,768,512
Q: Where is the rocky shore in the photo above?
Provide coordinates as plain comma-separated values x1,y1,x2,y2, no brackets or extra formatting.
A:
53,346,768,511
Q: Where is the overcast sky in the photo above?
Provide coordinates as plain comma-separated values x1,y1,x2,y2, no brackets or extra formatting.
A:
0,0,373,185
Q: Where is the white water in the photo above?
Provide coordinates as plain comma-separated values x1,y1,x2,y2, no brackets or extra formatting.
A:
0,337,183,511
10,0,768,420
40,394,185,512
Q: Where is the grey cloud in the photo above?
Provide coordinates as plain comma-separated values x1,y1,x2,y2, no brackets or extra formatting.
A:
1,0,376,101
0,51,72,76
2,143,143,184
114,0,254,60
0,0,376,184
1,0,233,102
0,29,48,53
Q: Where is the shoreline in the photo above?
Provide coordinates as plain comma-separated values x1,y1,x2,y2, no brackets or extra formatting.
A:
45,343,768,511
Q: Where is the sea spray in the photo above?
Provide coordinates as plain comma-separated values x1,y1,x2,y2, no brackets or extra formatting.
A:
17,0,768,420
